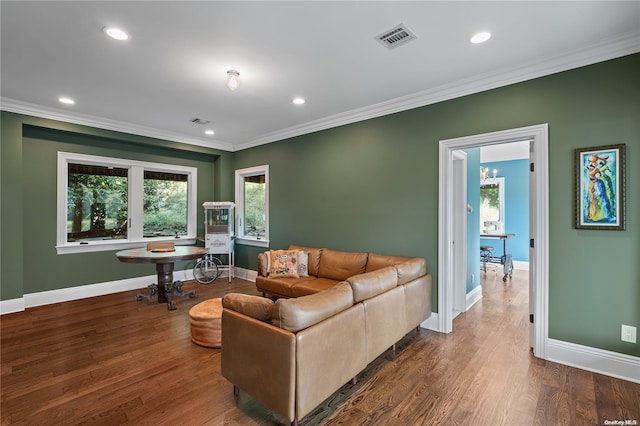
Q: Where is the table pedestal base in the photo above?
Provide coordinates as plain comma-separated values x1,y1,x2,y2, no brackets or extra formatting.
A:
134,261,198,310
135,281,198,310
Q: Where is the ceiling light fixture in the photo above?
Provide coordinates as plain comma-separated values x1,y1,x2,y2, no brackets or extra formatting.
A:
292,98,305,105
226,70,240,91
58,97,75,105
205,129,215,135
103,27,130,41
470,32,491,44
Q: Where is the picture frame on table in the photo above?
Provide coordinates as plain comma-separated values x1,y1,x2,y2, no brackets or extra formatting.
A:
574,144,626,230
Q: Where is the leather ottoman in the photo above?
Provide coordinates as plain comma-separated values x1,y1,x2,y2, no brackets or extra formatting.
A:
189,298,223,348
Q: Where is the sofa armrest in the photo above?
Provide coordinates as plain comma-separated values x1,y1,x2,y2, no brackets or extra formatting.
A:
223,293,274,322
257,251,269,277
221,309,296,422
396,258,427,285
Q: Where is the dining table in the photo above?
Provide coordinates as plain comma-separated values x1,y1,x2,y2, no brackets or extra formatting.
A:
116,245,208,310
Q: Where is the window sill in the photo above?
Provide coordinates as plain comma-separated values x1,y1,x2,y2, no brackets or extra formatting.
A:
236,237,270,248
56,237,197,255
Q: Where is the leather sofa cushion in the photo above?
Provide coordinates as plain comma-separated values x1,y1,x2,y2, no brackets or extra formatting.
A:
289,245,323,276
256,276,295,298
274,282,354,333
396,258,427,285
347,266,398,303
365,253,412,272
222,293,274,323
291,278,339,298
317,249,368,281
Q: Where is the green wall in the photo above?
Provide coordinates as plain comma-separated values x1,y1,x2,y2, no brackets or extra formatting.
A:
0,113,233,298
234,54,639,357
1,54,638,357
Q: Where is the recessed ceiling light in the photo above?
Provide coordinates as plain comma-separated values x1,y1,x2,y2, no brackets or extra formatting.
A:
204,129,215,136
103,27,129,41
292,98,305,105
58,97,75,105
470,32,491,44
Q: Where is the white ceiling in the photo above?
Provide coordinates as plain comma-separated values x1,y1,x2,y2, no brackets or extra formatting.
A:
481,141,530,163
2,1,639,152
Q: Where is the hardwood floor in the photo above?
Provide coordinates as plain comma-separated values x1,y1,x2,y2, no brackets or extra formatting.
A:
2,271,639,425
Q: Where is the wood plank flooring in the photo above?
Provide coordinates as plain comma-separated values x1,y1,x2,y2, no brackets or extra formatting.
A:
2,270,639,425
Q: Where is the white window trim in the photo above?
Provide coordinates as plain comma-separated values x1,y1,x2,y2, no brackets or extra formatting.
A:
235,164,269,248
56,152,197,254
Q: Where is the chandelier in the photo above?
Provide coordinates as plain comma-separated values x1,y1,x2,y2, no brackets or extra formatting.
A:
480,166,498,182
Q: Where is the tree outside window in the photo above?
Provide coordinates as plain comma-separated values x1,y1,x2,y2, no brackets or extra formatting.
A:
67,164,128,242
58,152,197,253
143,171,188,237
235,165,269,246
243,175,266,238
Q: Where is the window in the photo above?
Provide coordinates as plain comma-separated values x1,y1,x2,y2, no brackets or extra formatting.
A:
143,171,188,238
67,163,128,242
480,177,505,233
235,165,269,247
57,152,197,254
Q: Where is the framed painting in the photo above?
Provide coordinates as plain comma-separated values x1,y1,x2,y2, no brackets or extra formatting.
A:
574,144,626,230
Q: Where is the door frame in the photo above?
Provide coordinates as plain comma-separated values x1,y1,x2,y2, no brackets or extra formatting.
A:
451,150,467,317
438,124,549,359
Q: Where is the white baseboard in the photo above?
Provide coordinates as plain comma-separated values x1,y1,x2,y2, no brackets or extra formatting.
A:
234,267,257,282
0,268,199,314
420,319,640,383
0,298,26,315
481,261,529,273
547,338,640,384
24,274,158,309
466,285,483,310
513,260,529,271
0,266,251,315
421,312,440,332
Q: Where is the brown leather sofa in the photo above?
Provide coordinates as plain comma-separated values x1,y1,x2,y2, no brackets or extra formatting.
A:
221,246,432,426
256,244,425,298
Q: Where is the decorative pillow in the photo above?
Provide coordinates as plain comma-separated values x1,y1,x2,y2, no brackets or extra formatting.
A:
269,249,300,278
297,251,309,277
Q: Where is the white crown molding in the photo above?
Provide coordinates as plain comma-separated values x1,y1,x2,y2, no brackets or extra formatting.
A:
0,98,234,152
235,32,640,151
2,33,638,152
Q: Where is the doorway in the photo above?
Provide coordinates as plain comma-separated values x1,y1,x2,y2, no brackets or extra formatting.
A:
438,124,549,359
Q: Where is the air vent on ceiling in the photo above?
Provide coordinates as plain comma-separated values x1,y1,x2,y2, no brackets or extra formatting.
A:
375,24,417,50
190,118,211,125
